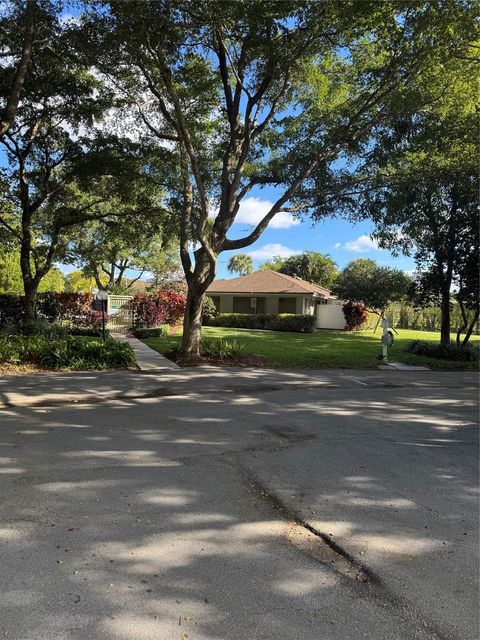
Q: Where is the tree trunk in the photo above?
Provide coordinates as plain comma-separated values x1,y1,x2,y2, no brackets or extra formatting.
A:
462,309,479,346
179,251,216,363
180,287,205,363
456,300,468,347
440,290,451,347
23,280,38,324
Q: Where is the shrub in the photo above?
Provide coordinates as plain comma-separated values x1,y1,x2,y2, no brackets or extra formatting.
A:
206,313,316,333
406,340,479,362
202,296,218,323
0,292,102,327
0,320,69,339
201,338,245,361
35,337,136,370
0,335,136,370
66,325,108,337
133,325,170,339
0,295,24,325
342,301,368,331
131,293,163,327
156,290,186,325
132,291,186,328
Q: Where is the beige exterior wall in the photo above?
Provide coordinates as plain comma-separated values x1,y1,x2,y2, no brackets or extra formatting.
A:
208,293,316,316
218,295,233,313
265,296,278,314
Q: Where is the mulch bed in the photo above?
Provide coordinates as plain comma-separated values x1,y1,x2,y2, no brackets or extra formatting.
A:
164,350,266,368
0,363,47,375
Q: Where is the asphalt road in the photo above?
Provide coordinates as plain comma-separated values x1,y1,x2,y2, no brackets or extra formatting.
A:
0,368,478,640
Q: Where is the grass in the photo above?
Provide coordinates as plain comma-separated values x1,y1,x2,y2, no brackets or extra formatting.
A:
144,327,479,370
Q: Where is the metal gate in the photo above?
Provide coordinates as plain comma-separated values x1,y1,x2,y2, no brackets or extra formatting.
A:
107,296,133,333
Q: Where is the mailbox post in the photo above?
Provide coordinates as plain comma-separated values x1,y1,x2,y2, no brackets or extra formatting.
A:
380,315,394,361
94,289,108,343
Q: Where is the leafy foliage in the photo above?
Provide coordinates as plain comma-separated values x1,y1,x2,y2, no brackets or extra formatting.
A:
201,338,245,361
79,0,477,359
341,52,478,345
333,259,411,312
133,325,170,339
342,302,368,331
406,340,479,363
131,291,187,328
261,252,338,288
206,313,316,333
0,292,107,327
227,254,254,277
202,295,218,323
0,335,135,369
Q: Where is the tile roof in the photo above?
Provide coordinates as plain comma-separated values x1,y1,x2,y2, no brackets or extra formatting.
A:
207,270,332,297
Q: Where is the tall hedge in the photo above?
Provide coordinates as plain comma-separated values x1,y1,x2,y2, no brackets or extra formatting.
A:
0,292,106,327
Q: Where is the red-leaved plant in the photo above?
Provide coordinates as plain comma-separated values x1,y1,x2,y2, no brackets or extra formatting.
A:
131,291,186,328
342,301,368,331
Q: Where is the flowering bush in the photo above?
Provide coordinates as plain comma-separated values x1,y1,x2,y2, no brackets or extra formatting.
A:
342,301,368,331
132,291,186,328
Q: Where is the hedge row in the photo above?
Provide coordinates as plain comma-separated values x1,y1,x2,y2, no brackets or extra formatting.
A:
0,335,136,370
0,293,106,327
406,340,479,362
205,313,316,333
133,325,170,339
0,320,107,339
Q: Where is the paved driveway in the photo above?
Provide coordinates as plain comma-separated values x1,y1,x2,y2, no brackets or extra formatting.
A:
0,369,478,640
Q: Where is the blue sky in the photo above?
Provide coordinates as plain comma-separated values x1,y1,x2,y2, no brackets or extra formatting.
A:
214,183,415,280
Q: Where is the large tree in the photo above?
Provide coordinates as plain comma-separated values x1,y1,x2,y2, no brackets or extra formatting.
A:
83,0,475,360
346,53,479,346
0,0,36,137
67,211,176,293
260,251,337,288
0,5,172,320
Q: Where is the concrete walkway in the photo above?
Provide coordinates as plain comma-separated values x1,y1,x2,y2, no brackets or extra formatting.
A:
111,333,180,371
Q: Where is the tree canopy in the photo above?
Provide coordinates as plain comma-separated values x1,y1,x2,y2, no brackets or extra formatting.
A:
260,251,337,288
341,52,479,345
333,258,412,314
227,254,254,277
77,0,476,360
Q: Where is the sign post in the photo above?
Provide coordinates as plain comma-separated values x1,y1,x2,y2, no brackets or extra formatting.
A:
94,289,108,343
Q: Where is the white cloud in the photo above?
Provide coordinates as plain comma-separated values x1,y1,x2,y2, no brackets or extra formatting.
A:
334,242,342,249
235,197,300,229
343,235,379,253
248,243,302,261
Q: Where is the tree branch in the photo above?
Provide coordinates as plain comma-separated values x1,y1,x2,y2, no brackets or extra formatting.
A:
0,0,36,137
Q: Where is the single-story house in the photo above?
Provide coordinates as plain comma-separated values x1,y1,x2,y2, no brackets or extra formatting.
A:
207,270,346,329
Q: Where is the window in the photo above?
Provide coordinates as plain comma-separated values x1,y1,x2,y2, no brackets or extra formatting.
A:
278,297,296,314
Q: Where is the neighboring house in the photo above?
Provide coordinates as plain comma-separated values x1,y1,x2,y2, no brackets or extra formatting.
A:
207,270,345,329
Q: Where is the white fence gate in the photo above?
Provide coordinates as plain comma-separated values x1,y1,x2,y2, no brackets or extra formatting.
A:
107,295,133,333
316,302,345,330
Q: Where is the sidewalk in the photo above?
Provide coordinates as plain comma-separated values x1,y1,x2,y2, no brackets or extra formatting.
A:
111,333,180,371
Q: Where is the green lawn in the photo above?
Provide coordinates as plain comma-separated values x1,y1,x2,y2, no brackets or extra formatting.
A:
144,327,479,370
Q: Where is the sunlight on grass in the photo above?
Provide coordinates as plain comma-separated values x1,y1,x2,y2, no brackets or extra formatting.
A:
144,328,478,370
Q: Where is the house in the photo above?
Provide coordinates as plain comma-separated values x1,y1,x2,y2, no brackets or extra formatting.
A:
207,270,346,329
